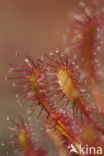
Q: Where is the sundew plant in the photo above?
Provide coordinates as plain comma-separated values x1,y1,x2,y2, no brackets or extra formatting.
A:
1,1,104,156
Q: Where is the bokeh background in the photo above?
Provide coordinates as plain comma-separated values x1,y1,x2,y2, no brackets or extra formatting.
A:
0,0,104,155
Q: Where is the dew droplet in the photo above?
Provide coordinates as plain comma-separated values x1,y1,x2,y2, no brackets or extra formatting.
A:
97,46,101,51
79,1,85,7
47,129,51,133
16,93,19,98
80,88,86,92
61,54,64,57
25,58,33,68
25,58,29,63
1,142,4,146
9,68,14,73
12,83,16,87
49,52,53,56
6,116,10,121
56,48,59,53
27,91,34,97
5,77,8,80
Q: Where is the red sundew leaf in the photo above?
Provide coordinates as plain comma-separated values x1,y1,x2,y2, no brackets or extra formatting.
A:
44,51,104,134
6,52,104,154
2,115,46,156
67,3,104,114
7,53,49,113
6,53,86,148
67,3,104,82
45,51,89,107
46,110,104,155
